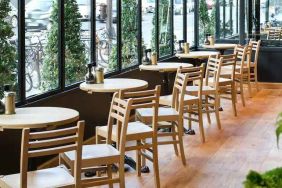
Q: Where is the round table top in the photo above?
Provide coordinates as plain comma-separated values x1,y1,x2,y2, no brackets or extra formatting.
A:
0,107,79,129
80,78,148,93
202,43,237,50
139,62,193,72
176,51,219,59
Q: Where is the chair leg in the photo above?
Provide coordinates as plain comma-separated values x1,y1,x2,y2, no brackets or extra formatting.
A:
188,105,192,129
177,119,186,166
136,140,142,176
247,70,252,98
141,139,146,167
215,93,221,130
205,96,211,124
198,103,205,143
107,164,113,188
231,82,237,117
255,66,259,92
119,157,125,188
152,136,161,188
239,79,246,107
171,124,179,156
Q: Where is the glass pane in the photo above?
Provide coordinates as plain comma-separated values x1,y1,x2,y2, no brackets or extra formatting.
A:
25,0,58,97
96,0,118,73
121,0,138,69
142,0,155,62
0,0,18,99
187,0,195,45
174,0,184,50
65,0,90,86
199,0,215,44
159,0,172,57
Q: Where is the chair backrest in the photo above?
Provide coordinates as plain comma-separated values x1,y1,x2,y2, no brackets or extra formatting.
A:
267,30,281,40
119,85,161,134
219,53,238,81
107,93,133,154
20,121,85,188
178,65,205,100
205,55,223,90
249,40,261,65
234,44,250,73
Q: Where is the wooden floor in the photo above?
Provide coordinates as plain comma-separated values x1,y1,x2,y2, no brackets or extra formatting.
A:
100,89,282,188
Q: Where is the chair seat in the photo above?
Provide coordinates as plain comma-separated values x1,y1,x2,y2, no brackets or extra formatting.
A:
0,166,74,188
186,85,215,95
159,94,199,106
136,107,179,123
62,144,120,168
97,121,153,141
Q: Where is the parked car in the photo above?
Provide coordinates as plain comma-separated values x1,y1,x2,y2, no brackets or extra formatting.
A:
143,0,155,13
25,0,53,30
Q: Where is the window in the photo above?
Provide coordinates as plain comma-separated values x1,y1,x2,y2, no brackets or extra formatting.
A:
96,0,118,73
174,0,184,50
187,0,195,45
0,0,18,99
25,0,58,97
159,0,172,57
64,0,90,86
121,0,139,69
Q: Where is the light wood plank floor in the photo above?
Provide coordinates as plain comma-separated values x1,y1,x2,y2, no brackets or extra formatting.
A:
100,89,282,188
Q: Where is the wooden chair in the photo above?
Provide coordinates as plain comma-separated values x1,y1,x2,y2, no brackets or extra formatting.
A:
96,86,161,188
248,40,261,92
60,94,133,188
135,72,190,166
159,65,206,143
188,56,223,130
267,30,281,40
0,121,85,188
218,53,238,117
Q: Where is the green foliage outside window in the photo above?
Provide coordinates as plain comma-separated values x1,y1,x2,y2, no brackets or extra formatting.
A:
109,0,138,70
41,0,87,90
199,0,216,44
0,0,17,99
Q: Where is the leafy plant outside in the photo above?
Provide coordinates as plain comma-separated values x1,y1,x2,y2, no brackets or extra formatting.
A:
0,0,17,99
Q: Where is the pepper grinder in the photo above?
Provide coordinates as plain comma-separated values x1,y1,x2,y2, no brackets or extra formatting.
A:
95,67,104,84
184,42,190,54
4,85,16,115
177,40,185,53
151,52,157,65
142,49,151,65
85,63,96,84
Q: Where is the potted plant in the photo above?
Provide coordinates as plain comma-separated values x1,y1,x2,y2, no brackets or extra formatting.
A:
244,113,282,188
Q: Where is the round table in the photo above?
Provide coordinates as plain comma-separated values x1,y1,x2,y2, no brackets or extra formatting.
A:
0,107,79,130
80,78,148,93
176,51,219,59
139,62,193,72
140,62,193,94
202,43,237,54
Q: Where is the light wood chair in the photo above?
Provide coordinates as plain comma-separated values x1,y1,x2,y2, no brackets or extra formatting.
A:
267,30,281,40
188,56,223,130
218,53,238,117
248,40,261,92
0,121,85,188
96,86,161,188
60,94,133,188
135,72,190,166
159,65,206,143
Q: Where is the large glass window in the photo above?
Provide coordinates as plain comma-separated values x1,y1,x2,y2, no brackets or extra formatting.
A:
96,0,118,73
199,0,215,44
174,0,184,48
64,0,90,86
187,0,195,45
142,0,155,59
159,0,172,57
25,0,57,97
0,0,18,99
121,0,139,69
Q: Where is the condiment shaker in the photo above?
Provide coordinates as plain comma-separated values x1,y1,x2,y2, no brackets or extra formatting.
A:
151,52,157,65
4,85,16,115
95,67,104,84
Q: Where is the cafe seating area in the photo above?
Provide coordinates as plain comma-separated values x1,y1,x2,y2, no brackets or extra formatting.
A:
1,0,282,187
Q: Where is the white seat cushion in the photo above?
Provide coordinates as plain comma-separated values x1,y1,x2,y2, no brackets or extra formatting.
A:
159,94,199,106
0,166,74,188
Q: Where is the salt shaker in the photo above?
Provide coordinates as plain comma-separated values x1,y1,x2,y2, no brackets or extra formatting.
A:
4,85,16,115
